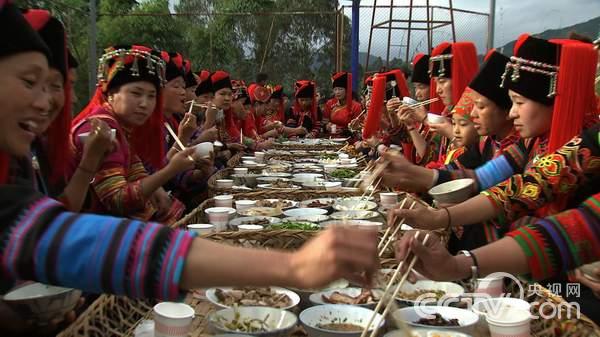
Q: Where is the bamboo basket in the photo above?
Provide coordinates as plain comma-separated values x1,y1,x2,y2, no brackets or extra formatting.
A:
271,142,344,151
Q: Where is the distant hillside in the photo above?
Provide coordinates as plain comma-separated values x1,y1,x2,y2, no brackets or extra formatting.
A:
498,16,600,55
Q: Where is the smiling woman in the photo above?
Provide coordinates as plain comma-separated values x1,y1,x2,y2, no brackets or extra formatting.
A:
68,45,196,224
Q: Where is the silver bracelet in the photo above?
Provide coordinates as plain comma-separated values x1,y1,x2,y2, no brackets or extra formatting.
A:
458,250,479,283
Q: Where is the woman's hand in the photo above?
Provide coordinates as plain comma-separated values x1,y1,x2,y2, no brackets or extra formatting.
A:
574,268,600,299
395,231,467,282
289,226,379,289
177,113,198,144
81,118,114,171
428,118,453,139
151,187,173,217
397,105,418,126
166,147,197,175
388,205,447,231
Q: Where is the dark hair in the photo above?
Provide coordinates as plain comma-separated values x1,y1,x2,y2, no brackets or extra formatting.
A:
567,31,593,43
256,72,268,83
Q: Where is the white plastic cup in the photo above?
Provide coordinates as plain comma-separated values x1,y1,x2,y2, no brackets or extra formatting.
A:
186,224,215,236
235,199,257,212
331,124,337,134
486,308,531,337
238,224,264,231
215,179,234,189
427,112,447,124
194,142,214,159
476,274,505,298
214,195,233,208
205,208,230,231
233,167,249,175
153,302,195,337
254,152,266,163
380,192,398,207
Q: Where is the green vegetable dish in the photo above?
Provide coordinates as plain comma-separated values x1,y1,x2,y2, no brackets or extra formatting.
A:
270,222,320,231
320,153,338,160
330,168,357,179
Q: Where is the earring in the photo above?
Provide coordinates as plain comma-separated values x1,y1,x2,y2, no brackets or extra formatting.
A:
108,96,114,104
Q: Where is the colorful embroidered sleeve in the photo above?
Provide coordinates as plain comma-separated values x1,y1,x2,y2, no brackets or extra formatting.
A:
436,138,534,190
481,125,600,227
0,185,196,300
505,191,600,281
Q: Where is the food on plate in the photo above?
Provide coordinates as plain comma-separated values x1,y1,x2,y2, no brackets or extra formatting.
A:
240,218,271,226
317,323,363,332
414,313,460,327
307,199,334,208
330,168,357,179
256,199,294,209
215,310,272,333
320,153,339,160
270,222,319,231
272,179,294,188
321,289,378,305
243,208,279,216
397,289,447,301
214,287,291,308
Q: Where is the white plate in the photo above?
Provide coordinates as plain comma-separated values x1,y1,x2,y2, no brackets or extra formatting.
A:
283,208,328,217
394,280,465,304
206,287,300,310
257,184,302,191
228,216,282,228
330,137,350,142
333,200,378,211
330,210,380,220
299,198,336,209
320,220,383,231
300,304,385,337
285,214,329,223
393,306,478,333
309,288,383,309
238,207,283,217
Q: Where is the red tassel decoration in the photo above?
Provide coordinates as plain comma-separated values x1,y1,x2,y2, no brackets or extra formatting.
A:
362,75,385,139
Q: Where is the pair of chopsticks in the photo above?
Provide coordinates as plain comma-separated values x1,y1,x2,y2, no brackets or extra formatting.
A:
360,231,431,337
405,97,439,109
164,123,195,162
378,197,418,257
185,100,214,109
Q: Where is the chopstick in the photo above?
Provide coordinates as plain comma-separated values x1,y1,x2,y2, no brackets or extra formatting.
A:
378,200,417,257
360,232,429,337
407,97,439,109
368,232,429,337
164,122,195,162
362,177,382,201
378,197,408,250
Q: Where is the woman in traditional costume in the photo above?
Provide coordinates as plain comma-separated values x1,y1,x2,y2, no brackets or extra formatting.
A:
323,71,362,136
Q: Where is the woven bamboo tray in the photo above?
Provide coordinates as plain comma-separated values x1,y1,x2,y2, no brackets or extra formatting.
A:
225,152,244,168
271,142,344,151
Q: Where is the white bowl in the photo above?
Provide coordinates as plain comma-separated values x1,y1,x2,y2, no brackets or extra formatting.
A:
320,220,383,231
427,113,448,124
330,211,380,220
384,329,471,337
284,208,328,218
206,287,300,310
209,306,298,337
333,200,378,212
309,288,383,309
78,128,117,142
303,181,343,191
195,142,214,158
402,96,418,105
392,306,479,334
238,207,283,217
428,179,475,204
393,280,465,305
285,215,330,223
216,179,235,189
187,223,215,235
238,224,264,231
292,173,324,181
3,282,82,323
300,304,385,337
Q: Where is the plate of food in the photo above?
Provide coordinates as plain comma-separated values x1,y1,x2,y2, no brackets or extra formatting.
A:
269,221,320,231
210,306,298,337
330,210,380,220
283,208,328,218
299,198,336,209
229,216,282,228
329,168,358,180
392,306,478,333
206,287,300,310
285,214,329,223
300,304,384,337
392,280,464,305
238,207,283,217
333,199,378,211
309,287,383,309
257,181,302,190
255,199,298,210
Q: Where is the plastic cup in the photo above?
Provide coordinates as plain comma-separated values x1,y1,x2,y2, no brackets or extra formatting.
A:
486,308,531,337
234,167,249,175
214,195,233,208
186,224,215,236
215,179,234,189
254,152,266,163
194,142,214,159
153,302,194,337
380,192,398,207
205,207,231,231
476,274,505,298
235,199,257,212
